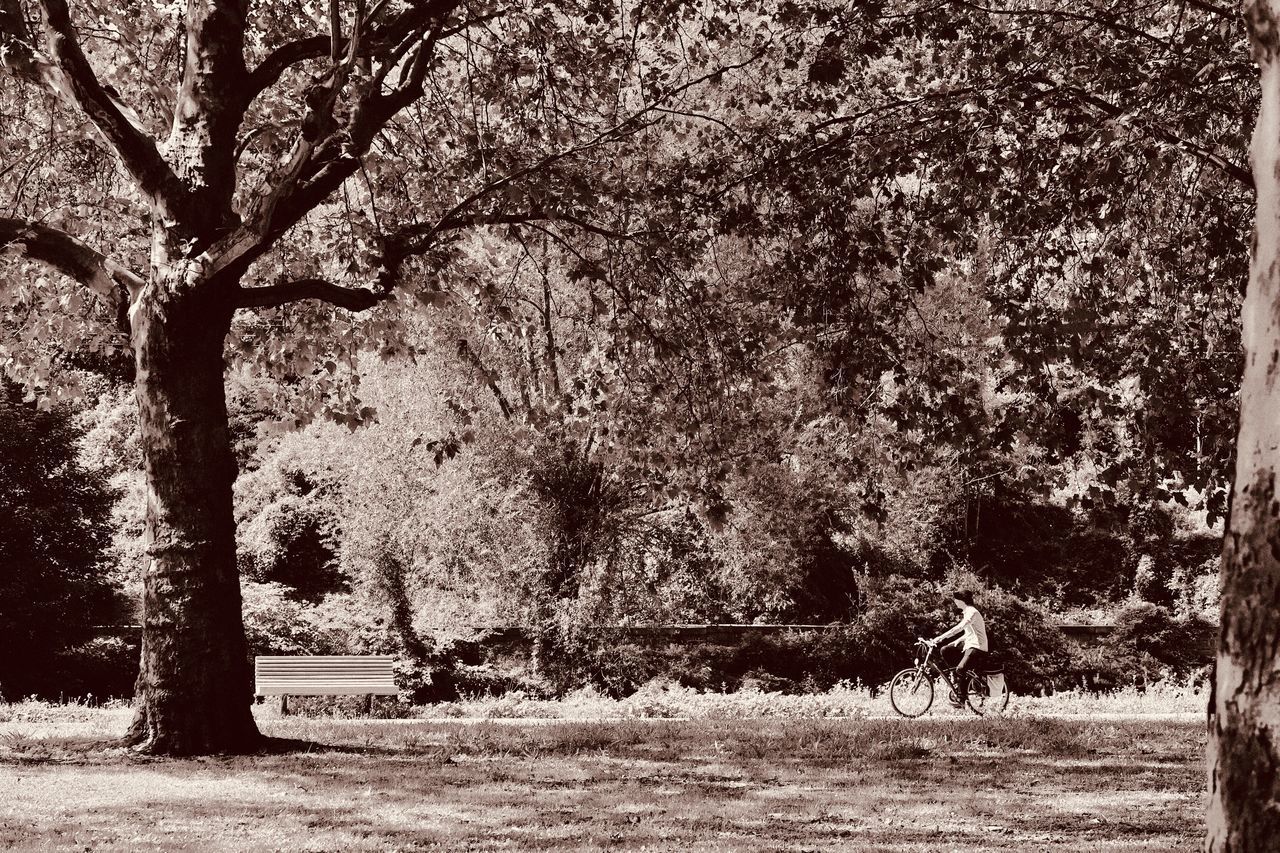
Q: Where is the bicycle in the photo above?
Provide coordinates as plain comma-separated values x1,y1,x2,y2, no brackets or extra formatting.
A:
888,639,1011,718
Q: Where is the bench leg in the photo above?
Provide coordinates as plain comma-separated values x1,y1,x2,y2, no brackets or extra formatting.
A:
364,694,373,716
280,695,289,716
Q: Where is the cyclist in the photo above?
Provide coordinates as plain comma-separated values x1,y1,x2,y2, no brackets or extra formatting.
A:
928,589,989,707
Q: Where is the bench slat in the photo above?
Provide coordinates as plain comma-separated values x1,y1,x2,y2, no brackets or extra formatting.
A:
256,679,397,684
256,669,394,675
256,658,394,666
254,655,399,696
256,686,399,691
255,656,396,660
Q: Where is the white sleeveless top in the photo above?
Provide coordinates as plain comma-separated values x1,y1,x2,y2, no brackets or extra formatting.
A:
959,606,989,652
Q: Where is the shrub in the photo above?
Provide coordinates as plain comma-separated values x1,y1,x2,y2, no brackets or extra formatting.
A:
0,383,117,699
51,635,139,701
972,587,1075,692
241,583,356,655
499,574,1085,697
535,628,667,698
1103,601,1215,681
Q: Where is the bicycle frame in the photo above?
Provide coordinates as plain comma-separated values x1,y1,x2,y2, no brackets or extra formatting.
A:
913,640,966,696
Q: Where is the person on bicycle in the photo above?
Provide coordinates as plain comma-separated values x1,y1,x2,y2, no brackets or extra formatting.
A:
928,589,989,707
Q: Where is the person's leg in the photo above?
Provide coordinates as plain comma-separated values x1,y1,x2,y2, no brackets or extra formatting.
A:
955,648,976,705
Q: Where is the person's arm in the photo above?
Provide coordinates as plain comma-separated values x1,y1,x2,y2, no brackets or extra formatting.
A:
932,621,963,644
933,610,974,645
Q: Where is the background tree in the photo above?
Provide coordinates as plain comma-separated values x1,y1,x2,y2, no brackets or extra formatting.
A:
0,381,116,698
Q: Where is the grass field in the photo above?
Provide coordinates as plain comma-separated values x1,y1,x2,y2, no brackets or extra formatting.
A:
0,700,1205,852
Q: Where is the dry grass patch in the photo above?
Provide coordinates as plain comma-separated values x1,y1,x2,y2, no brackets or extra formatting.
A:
409,681,1204,721
0,709,1204,851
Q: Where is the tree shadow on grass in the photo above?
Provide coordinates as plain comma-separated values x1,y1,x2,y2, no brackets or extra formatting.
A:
5,747,683,852
0,732,442,768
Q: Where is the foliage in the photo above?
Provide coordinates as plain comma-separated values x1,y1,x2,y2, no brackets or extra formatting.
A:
0,1,1249,758
1103,600,1216,680
521,571,1079,697
240,583,369,657
0,382,117,699
235,440,347,602
76,386,145,604
715,460,862,623
52,635,139,701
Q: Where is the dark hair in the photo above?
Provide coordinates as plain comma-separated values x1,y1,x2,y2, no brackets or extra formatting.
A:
951,589,975,606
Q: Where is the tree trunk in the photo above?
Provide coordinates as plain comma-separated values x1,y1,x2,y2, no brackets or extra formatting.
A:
375,548,431,665
1208,3,1280,846
122,266,260,755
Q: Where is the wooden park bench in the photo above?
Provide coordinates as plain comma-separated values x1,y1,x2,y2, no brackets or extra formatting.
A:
254,655,399,714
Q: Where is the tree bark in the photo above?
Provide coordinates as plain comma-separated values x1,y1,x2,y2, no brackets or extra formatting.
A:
1208,2,1280,846
122,263,259,755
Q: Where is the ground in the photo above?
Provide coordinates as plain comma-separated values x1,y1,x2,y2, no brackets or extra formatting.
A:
0,704,1204,852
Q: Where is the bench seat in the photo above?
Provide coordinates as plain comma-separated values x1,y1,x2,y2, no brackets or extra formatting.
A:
254,655,399,697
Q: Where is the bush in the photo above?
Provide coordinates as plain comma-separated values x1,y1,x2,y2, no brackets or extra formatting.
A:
0,383,117,699
972,587,1075,692
241,583,361,655
482,573,1105,698
794,573,1085,695
520,575,1075,697
50,635,139,701
535,627,667,698
1103,601,1215,681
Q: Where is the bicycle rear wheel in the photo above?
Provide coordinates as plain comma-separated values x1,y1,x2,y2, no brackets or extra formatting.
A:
889,667,934,718
985,672,1011,714
965,671,1011,715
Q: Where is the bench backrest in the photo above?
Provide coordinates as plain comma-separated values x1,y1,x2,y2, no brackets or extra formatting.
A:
254,655,399,696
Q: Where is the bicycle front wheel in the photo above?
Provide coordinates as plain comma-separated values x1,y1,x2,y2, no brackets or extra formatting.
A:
889,667,934,718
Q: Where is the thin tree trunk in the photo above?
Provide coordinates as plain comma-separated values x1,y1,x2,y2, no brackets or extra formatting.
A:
122,269,260,755
1208,3,1280,845
375,548,431,665
542,271,560,397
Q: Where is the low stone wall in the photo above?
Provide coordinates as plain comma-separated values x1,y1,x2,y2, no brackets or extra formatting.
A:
457,622,1121,659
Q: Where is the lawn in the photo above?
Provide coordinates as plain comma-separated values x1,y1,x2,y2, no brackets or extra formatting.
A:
0,704,1204,852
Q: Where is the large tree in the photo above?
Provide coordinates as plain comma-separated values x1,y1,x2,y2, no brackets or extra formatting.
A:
1210,1,1280,846
0,0,767,754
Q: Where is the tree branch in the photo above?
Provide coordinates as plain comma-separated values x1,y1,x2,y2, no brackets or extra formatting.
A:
245,34,331,98
382,46,768,270
234,278,390,311
1181,0,1236,20
209,1,462,280
458,338,514,420
954,0,1178,50
434,210,648,241
1043,80,1254,188
0,218,144,305
242,3,494,105
0,0,58,86
36,0,186,214
164,0,250,227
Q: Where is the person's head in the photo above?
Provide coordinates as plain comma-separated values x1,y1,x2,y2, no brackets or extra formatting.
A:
951,589,975,611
